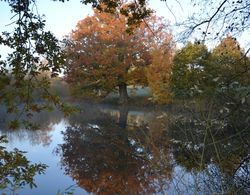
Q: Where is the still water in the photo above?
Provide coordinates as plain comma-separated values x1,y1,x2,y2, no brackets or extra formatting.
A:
0,102,249,194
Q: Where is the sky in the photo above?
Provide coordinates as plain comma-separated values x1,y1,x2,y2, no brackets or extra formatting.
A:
0,0,249,51
0,0,192,58
0,0,191,38
0,0,91,58
0,0,92,39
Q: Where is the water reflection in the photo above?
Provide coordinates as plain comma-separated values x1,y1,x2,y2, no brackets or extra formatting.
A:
0,107,63,146
57,103,250,194
0,102,249,194
56,105,172,194
169,108,250,194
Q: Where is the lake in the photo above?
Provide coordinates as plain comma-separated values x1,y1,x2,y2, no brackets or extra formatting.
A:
0,102,249,194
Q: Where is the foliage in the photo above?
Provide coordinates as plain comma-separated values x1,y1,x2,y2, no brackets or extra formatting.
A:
171,42,210,99
0,135,47,192
33,71,70,99
206,37,250,121
208,36,250,87
0,0,74,128
0,0,153,127
146,39,175,104
168,38,249,190
64,8,172,103
1,0,248,120
171,37,249,101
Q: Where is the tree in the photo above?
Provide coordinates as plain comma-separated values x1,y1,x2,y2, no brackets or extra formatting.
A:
171,42,210,99
1,0,249,121
0,0,70,128
171,37,249,100
180,0,250,43
207,36,250,117
209,36,249,86
0,0,154,127
146,36,175,104
64,8,171,104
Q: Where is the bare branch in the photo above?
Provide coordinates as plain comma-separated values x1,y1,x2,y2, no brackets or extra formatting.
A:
190,0,228,33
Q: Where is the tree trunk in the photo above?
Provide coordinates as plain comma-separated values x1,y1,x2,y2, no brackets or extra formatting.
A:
118,83,129,104
118,105,128,128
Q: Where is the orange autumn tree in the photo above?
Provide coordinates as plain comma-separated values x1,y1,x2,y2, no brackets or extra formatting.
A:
210,36,249,86
146,34,175,104
64,7,171,104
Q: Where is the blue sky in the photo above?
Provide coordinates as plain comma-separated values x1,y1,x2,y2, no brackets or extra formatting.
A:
0,0,248,50
0,0,92,58
36,0,93,38
0,0,191,59
0,0,93,39
0,0,191,38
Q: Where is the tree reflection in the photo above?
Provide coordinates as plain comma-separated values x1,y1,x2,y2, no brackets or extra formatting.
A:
56,108,172,194
169,105,250,194
0,107,63,146
54,102,249,194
